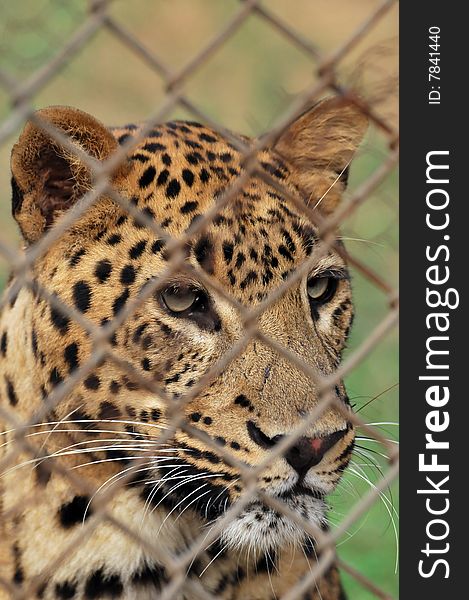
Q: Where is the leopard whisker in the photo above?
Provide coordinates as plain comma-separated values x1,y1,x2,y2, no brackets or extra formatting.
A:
0,418,167,439
198,539,229,577
337,236,385,248
347,466,399,572
355,443,392,463
0,429,162,451
207,477,240,510
150,472,223,517
142,465,187,520
362,421,399,427
352,447,398,539
85,457,193,517
174,479,234,523
301,536,323,600
355,436,399,446
73,455,186,470
312,157,353,210
0,440,161,477
38,406,85,452
355,382,399,413
156,483,211,534
83,462,157,523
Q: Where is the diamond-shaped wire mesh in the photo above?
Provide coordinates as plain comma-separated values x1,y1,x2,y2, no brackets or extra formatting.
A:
0,1,398,599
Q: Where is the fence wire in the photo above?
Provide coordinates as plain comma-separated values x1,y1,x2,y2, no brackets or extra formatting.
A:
0,1,398,599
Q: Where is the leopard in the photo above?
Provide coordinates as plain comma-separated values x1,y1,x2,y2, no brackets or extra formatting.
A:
0,97,367,600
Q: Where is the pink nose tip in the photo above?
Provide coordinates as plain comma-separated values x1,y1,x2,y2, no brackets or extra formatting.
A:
310,438,324,452
284,428,350,476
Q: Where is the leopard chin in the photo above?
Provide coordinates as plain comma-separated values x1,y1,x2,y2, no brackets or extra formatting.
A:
220,495,327,555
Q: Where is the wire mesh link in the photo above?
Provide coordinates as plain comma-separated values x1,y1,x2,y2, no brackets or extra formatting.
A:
0,1,398,598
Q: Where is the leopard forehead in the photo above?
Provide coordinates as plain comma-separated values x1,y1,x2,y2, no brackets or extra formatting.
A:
93,120,335,302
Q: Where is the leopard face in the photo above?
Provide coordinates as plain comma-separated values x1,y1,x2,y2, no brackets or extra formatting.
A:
0,98,367,598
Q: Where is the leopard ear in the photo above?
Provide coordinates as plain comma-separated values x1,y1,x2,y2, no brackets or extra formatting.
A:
274,97,368,215
10,106,120,243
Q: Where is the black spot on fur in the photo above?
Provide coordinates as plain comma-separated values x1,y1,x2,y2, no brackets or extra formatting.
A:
84,374,100,391
261,161,286,179
157,169,169,186
166,179,181,198
151,239,165,254
84,569,123,599
199,132,217,143
120,264,136,285
5,377,18,405
73,281,91,313
151,408,161,421
131,564,167,589
94,259,112,283
50,305,70,334
13,567,24,584
49,367,63,387
36,460,52,487
240,270,258,290
186,152,202,165
130,153,149,163
278,244,294,262
106,233,122,246
235,252,245,269
194,236,214,274
143,142,166,153
132,323,148,343
234,394,250,408
113,288,130,315
138,166,156,188
98,401,121,420
59,496,92,528
180,200,198,214
129,240,147,259
198,167,210,183
69,248,86,267
64,343,79,373
110,380,121,394
31,330,38,357
182,169,194,187
222,242,234,264
118,133,131,145
55,581,77,599
1,331,7,356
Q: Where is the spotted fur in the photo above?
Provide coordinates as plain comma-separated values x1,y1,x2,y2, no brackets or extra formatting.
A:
0,99,367,599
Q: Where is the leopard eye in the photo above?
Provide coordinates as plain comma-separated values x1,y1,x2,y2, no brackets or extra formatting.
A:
159,284,220,331
161,286,199,313
307,277,337,304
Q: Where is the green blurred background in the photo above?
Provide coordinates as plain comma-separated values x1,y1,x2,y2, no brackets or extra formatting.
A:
0,1,398,597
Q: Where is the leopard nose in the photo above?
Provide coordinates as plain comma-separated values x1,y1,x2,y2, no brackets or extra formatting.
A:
247,420,351,477
284,429,349,477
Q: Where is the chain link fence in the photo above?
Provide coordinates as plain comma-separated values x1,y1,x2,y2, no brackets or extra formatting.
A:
0,1,398,598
